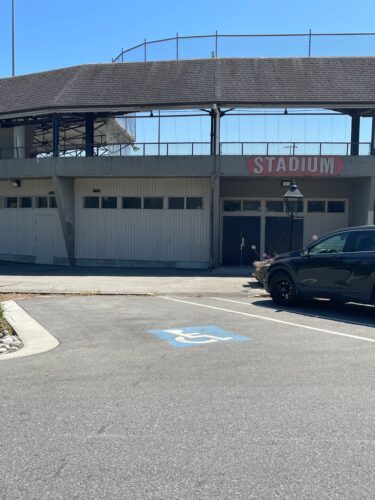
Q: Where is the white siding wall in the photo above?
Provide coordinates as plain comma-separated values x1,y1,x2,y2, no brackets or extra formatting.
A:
0,179,67,261
303,211,348,246
75,178,210,266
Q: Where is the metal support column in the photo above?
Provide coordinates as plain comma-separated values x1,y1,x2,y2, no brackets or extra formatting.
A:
52,114,60,158
85,113,95,157
209,103,221,267
350,113,360,156
210,111,215,155
210,104,221,156
371,113,375,155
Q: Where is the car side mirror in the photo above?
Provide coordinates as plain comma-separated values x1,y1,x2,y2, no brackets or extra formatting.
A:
302,248,310,257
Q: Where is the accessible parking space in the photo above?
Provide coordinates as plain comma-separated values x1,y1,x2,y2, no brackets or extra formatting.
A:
2,295,375,499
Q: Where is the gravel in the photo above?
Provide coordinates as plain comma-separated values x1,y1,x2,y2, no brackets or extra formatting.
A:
0,329,23,355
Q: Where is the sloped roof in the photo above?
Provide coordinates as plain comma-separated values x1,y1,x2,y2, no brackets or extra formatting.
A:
0,57,375,118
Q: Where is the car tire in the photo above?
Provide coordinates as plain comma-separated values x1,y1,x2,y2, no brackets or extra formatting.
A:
269,271,298,306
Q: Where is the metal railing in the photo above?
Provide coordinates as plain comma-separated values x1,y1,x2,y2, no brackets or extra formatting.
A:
220,141,372,156
112,31,375,63
0,141,372,159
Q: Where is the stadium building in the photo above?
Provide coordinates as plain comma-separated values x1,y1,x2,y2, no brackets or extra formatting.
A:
0,53,374,268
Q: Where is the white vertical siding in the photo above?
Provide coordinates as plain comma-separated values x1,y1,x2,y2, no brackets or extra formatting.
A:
75,178,211,265
0,179,67,260
303,212,348,246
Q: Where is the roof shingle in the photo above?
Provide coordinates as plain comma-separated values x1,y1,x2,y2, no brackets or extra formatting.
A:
0,57,374,117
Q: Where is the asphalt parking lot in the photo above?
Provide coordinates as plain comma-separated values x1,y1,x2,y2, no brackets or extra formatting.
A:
2,295,375,499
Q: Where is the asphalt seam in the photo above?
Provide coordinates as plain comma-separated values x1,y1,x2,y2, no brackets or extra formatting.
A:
0,300,60,361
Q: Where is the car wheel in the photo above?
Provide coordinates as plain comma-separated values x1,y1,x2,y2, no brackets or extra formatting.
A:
269,272,298,306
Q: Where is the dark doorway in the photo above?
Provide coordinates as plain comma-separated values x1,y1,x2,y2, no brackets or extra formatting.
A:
222,216,261,265
265,216,304,257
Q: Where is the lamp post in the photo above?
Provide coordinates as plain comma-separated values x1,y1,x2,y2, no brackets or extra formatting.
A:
283,180,304,251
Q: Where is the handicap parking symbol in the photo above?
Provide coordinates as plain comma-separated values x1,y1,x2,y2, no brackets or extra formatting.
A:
148,325,250,348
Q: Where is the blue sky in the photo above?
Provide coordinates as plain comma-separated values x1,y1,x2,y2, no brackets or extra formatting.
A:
0,0,374,147
1,0,375,76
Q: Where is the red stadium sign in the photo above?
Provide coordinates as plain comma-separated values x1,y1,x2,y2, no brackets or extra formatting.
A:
247,156,344,176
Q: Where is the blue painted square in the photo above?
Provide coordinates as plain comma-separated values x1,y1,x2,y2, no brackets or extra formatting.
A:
147,325,250,348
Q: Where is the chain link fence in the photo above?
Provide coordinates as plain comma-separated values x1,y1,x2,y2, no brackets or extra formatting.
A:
113,32,375,63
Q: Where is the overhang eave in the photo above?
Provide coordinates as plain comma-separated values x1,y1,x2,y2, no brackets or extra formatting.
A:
1,101,375,121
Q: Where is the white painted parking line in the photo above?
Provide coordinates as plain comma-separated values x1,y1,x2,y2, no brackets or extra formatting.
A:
211,297,375,329
160,296,375,344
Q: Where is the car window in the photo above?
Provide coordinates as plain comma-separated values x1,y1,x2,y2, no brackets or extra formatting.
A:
351,231,375,252
309,233,349,255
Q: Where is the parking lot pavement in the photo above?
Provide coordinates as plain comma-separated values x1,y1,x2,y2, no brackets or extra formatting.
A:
0,261,261,296
2,295,375,499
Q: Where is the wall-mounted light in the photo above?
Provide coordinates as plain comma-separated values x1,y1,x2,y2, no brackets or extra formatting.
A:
281,180,291,187
149,110,154,117
284,108,288,115
48,191,54,195
11,179,21,188
93,189,101,193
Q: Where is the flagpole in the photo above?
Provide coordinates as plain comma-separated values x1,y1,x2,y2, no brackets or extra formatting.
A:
12,0,15,76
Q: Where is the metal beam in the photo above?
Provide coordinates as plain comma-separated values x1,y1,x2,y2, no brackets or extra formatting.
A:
210,104,221,156
85,113,95,156
52,114,60,157
371,113,375,155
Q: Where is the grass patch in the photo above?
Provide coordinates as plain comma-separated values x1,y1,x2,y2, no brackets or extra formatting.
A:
0,303,13,334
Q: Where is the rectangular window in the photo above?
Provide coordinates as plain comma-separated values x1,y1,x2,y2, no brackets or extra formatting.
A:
4,197,17,208
83,196,99,208
243,200,261,212
122,197,142,209
186,197,203,209
35,196,48,208
49,196,57,208
144,197,164,209
20,197,32,208
327,201,345,213
101,196,117,209
308,201,325,213
168,197,184,209
266,200,284,212
224,200,241,212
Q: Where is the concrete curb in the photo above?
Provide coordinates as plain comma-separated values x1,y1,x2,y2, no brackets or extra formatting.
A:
0,300,59,361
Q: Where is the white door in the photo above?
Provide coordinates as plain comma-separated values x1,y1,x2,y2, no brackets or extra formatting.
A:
35,214,54,265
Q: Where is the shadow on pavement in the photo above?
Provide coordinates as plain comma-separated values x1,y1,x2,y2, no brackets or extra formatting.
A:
243,280,263,289
251,298,375,329
0,261,251,279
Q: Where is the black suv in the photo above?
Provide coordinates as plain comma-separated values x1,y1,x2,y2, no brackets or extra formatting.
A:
264,226,375,307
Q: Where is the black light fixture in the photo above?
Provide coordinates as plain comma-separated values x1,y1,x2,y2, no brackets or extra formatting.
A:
284,108,288,115
283,180,304,251
92,188,101,193
11,179,21,188
150,110,154,117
